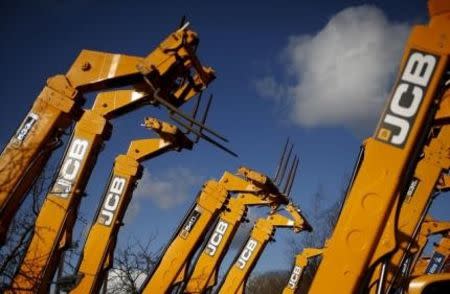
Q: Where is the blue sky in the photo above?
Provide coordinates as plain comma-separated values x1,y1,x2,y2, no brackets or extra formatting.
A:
1,0,448,284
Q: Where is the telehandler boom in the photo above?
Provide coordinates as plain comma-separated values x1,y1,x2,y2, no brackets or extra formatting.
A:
0,24,215,245
309,1,450,292
412,232,450,276
282,248,323,294
367,134,450,293
183,193,288,293
217,203,312,294
383,217,450,292
8,25,220,293
66,116,196,294
183,142,299,293
140,164,298,294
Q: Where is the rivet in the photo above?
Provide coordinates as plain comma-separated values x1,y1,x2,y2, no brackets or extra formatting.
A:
81,62,91,71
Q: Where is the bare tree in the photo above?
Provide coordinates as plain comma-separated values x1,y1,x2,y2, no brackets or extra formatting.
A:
285,183,345,293
246,270,290,294
107,235,160,294
0,164,51,291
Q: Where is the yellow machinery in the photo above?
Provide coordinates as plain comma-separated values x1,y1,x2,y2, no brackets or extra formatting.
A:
183,193,288,293
217,203,311,294
412,232,450,277
382,217,450,292
139,178,227,294
282,248,323,294
8,25,221,293
183,142,299,293
370,168,450,294
65,117,196,293
0,23,215,246
408,272,450,294
309,0,450,292
139,165,301,294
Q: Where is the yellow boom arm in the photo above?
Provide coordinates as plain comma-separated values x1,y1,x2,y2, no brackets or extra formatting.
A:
184,167,290,293
310,1,450,292
139,179,228,294
218,203,311,294
0,26,214,245
140,166,287,294
282,248,323,294
412,233,450,276
67,117,194,294
8,26,215,293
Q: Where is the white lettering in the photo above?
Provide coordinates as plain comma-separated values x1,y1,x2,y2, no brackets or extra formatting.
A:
99,177,126,226
52,138,89,197
206,220,229,256
390,84,422,117
378,52,437,146
236,239,258,269
384,114,410,145
402,52,436,87
288,266,303,289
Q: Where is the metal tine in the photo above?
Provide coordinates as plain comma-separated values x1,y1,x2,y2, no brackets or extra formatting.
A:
273,138,290,183
170,115,238,157
185,92,202,135
195,94,213,143
286,157,300,197
148,84,228,143
277,143,293,186
283,155,297,194
179,15,187,29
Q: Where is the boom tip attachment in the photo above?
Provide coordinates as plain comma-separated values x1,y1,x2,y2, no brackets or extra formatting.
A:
273,138,300,197
167,91,237,157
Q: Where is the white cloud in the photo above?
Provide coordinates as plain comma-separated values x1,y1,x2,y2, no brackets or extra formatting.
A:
132,167,204,210
255,5,410,134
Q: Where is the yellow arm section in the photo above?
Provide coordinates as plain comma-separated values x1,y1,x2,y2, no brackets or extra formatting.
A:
9,25,215,293
369,88,450,293
282,248,323,294
68,118,194,294
408,272,450,294
310,1,450,292
0,25,214,245
412,233,450,276
409,219,450,275
140,166,284,294
0,76,81,245
218,203,311,294
184,167,290,293
139,179,229,294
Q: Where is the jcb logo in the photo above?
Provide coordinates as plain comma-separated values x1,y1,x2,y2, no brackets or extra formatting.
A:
13,112,39,145
236,239,258,269
51,138,89,197
426,252,445,274
180,207,201,239
205,220,229,256
376,50,438,147
287,266,303,289
97,176,126,226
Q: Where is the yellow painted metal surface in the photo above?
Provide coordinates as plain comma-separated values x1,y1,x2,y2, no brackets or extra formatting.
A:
7,26,215,293
140,179,229,294
69,118,194,294
218,203,311,294
408,272,450,294
309,1,450,292
282,248,323,294
412,233,450,277
0,25,214,248
184,170,290,293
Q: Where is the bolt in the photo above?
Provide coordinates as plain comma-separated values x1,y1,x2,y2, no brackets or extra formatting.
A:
81,62,91,71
